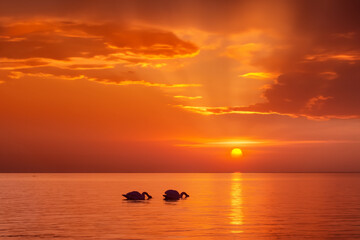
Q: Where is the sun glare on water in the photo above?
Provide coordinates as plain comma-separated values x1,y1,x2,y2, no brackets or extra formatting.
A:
231,148,243,158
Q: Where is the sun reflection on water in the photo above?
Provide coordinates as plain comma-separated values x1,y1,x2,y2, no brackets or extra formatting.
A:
230,173,244,233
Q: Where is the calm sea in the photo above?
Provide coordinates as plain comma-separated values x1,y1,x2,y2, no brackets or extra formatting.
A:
0,173,360,239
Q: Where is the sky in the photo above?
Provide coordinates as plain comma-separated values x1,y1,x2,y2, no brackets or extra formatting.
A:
0,0,360,172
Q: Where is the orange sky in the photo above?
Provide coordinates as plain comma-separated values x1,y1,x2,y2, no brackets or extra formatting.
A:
1,0,360,172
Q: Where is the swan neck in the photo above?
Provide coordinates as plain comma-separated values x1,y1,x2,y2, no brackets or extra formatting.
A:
180,192,189,198
142,192,152,199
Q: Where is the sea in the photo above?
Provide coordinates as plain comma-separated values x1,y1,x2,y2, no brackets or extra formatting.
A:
0,173,360,239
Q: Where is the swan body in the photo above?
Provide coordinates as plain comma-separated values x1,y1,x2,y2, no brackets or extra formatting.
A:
163,190,189,200
122,191,152,200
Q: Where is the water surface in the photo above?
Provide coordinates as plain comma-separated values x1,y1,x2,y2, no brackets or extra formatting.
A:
0,173,360,239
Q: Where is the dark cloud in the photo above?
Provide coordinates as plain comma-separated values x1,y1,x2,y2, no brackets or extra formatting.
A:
237,1,360,119
0,22,198,61
73,23,199,58
186,60,360,119
0,35,111,60
244,63,360,118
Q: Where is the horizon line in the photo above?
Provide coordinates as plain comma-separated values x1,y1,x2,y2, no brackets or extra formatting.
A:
1,172,360,174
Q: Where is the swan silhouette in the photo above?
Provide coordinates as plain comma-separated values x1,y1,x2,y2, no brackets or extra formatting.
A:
122,191,152,200
163,190,189,200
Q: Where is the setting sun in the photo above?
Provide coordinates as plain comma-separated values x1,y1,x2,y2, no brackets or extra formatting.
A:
231,148,243,158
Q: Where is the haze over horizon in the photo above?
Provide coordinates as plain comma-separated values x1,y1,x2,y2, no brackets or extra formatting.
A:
1,0,360,172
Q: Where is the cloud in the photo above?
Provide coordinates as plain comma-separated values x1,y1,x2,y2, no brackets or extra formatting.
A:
66,64,114,70
174,95,203,100
0,58,48,70
176,105,297,117
0,24,113,60
90,79,201,88
239,72,278,79
216,2,360,119
0,20,200,90
180,63,360,119
5,66,201,89
244,40,360,119
0,21,199,61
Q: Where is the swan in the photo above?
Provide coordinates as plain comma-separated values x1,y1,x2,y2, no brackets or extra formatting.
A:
122,191,152,200
163,189,189,200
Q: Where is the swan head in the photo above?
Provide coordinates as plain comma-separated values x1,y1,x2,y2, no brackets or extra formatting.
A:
181,192,190,198
142,192,152,199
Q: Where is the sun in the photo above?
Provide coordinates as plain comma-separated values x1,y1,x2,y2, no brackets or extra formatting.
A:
231,148,243,158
